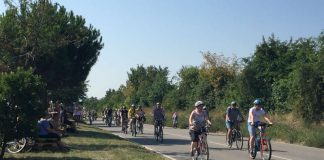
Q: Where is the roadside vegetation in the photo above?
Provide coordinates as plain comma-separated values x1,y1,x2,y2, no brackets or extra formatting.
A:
5,124,168,160
90,32,323,148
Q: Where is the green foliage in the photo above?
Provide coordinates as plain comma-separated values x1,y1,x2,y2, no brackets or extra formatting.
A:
0,68,46,158
125,65,172,107
87,33,324,126
0,0,103,103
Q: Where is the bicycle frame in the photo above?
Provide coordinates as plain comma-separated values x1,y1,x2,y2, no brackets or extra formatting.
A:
154,119,163,142
253,122,272,160
131,117,137,136
226,122,243,149
194,127,209,160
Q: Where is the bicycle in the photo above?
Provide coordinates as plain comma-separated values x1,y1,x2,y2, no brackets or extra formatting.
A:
136,116,144,134
192,126,209,160
248,122,272,160
6,137,27,153
225,122,243,150
154,119,163,142
122,118,128,134
130,117,137,137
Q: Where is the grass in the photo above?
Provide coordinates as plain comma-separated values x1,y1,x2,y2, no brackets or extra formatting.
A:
4,124,169,160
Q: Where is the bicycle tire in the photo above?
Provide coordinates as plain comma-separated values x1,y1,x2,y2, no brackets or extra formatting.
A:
229,131,235,148
200,140,209,160
158,125,163,142
235,130,243,150
261,139,272,160
6,138,27,153
23,137,35,152
131,122,136,137
155,126,159,141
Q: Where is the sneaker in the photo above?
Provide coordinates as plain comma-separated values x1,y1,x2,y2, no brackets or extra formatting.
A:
249,150,254,158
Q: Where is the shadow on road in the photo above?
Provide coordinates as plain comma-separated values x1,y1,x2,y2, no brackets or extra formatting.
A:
127,136,191,146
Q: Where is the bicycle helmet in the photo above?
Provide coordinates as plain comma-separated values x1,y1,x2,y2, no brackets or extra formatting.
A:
131,104,136,107
253,99,262,105
231,101,237,106
194,101,204,107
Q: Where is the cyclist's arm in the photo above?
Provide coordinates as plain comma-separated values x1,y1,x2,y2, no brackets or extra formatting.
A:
264,114,272,124
188,112,194,126
225,108,229,121
249,109,254,125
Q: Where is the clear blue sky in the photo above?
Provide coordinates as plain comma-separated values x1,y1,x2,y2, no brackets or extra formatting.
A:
1,0,323,98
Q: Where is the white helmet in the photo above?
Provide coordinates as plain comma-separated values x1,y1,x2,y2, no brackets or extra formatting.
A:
194,101,204,107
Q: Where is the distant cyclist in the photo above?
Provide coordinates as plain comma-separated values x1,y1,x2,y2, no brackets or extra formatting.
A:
136,105,146,122
247,99,273,158
189,101,211,157
152,102,165,133
128,104,137,132
120,106,128,131
225,101,244,146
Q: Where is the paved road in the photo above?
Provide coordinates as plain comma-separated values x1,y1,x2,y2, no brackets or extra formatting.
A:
92,120,324,160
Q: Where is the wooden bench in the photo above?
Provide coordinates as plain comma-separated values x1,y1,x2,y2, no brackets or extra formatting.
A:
35,138,60,149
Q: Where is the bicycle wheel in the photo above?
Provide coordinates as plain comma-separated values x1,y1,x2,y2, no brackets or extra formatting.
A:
131,122,136,137
23,137,35,152
139,123,143,134
154,126,159,141
200,140,209,160
251,140,258,159
158,126,163,142
261,139,272,160
235,131,243,150
229,132,235,148
6,138,27,153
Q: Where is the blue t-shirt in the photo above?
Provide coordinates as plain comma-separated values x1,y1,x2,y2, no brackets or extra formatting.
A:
38,119,50,136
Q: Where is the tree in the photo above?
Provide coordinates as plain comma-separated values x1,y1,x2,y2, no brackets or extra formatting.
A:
0,68,45,159
0,0,103,103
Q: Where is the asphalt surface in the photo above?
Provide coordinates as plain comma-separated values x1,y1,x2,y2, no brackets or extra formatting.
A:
92,120,324,160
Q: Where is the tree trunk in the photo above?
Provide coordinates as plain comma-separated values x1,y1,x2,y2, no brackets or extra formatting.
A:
0,140,6,160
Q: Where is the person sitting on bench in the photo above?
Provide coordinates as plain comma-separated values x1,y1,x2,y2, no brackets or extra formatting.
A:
48,112,66,137
38,112,69,149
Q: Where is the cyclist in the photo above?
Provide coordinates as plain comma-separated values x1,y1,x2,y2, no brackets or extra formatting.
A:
136,105,146,122
106,107,113,127
121,106,128,131
247,99,273,158
128,104,137,133
136,105,145,133
189,101,211,157
172,111,178,128
225,101,244,146
152,102,165,134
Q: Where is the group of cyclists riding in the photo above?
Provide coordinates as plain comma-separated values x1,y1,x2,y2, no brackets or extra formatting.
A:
188,98,273,159
102,98,272,159
103,102,165,136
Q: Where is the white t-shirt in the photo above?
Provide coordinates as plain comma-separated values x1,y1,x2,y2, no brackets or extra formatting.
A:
248,107,266,123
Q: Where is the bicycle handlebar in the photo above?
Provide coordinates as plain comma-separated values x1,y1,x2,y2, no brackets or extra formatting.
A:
253,122,272,128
